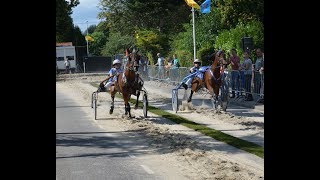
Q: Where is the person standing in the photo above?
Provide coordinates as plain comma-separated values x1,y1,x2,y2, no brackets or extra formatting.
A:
155,52,165,79
253,48,264,95
64,57,70,74
229,49,241,98
170,54,180,81
242,51,253,101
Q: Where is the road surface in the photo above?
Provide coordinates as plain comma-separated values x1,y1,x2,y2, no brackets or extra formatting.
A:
56,87,189,180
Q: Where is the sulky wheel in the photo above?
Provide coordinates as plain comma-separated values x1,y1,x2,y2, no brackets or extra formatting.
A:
143,93,148,118
172,89,179,113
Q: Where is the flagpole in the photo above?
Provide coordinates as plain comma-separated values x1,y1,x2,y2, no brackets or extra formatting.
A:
192,7,196,60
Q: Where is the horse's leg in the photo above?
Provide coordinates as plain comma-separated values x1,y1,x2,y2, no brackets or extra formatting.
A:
213,85,220,101
135,90,140,109
123,94,131,117
213,84,221,111
109,86,115,114
187,90,194,103
206,79,214,98
187,80,197,103
205,78,218,110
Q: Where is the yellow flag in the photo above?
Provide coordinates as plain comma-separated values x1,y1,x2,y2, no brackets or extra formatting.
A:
85,35,94,42
185,0,201,10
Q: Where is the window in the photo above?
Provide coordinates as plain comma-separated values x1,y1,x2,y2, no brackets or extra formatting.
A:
56,57,64,61
66,56,74,60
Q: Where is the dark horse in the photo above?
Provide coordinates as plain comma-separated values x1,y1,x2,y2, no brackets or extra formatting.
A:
187,50,226,110
109,48,142,117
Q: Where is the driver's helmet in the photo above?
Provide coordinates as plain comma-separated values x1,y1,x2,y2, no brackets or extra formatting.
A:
113,59,121,65
193,59,201,64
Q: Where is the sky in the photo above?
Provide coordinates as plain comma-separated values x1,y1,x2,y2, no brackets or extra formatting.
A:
70,0,102,33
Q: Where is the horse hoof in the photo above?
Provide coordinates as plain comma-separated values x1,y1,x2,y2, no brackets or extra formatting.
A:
109,106,114,114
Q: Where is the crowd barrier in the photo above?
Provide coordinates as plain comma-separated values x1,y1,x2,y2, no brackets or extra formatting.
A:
138,65,264,105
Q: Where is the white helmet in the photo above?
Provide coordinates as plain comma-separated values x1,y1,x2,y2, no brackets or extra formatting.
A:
113,59,121,65
193,59,201,63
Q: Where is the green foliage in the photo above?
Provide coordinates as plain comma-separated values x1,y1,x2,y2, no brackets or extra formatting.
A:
89,32,107,56
170,23,194,67
72,26,86,46
135,29,169,64
197,44,215,66
56,0,79,42
99,0,190,35
215,20,264,61
95,0,264,67
101,32,135,56
83,25,97,35
217,0,264,28
146,51,155,65
95,21,110,38
174,50,193,68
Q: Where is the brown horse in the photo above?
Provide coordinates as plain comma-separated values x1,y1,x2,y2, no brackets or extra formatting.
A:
187,50,226,109
109,48,142,117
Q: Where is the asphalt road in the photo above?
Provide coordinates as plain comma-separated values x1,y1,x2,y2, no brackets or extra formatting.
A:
56,88,187,180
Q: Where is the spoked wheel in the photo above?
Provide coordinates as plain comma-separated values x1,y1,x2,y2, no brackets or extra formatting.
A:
92,92,98,120
143,93,148,118
220,79,230,111
211,96,218,110
172,89,179,113
91,92,96,108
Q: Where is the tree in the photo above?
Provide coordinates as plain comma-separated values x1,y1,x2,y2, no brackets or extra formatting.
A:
215,20,264,61
217,0,264,29
56,0,80,42
95,21,110,38
135,29,168,64
98,0,190,35
83,25,97,35
72,26,86,46
101,32,135,56
89,31,107,56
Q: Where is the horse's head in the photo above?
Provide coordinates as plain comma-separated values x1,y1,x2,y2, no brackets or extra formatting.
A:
214,49,225,65
126,48,141,71
210,50,225,69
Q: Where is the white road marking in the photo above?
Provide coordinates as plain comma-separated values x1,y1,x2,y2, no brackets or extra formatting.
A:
140,165,154,174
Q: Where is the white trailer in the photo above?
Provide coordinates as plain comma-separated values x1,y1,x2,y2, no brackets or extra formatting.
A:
56,46,77,73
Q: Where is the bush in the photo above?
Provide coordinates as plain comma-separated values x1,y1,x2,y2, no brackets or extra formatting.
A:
215,20,264,62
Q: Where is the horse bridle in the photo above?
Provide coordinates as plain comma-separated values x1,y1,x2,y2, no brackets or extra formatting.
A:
209,56,224,83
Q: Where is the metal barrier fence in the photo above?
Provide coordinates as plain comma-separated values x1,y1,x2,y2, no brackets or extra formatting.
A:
139,65,264,105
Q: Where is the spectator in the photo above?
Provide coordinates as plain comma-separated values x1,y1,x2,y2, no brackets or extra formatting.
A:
165,57,173,79
253,48,264,95
241,51,253,101
139,55,148,78
229,48,241,98
155,53,165,79
64,57,71,74
170,54,180,81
